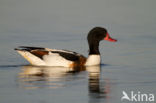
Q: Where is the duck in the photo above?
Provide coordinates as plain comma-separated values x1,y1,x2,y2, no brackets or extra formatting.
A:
15,27,117,68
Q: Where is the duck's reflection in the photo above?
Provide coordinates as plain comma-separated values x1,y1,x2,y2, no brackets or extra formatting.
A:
19,65,110,100
18,65,86,89
87,66,110,103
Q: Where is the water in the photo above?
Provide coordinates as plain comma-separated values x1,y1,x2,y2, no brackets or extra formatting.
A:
0,0,156,103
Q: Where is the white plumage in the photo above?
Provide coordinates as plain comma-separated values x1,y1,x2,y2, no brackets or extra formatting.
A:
85,55,101,66
42,52,73,67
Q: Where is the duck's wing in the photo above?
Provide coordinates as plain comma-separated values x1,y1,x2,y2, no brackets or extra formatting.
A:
15,46,86,67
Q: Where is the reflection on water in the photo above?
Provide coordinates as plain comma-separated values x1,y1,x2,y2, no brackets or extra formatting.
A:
19,65,86,89
87,66,110,103
19,65,110,100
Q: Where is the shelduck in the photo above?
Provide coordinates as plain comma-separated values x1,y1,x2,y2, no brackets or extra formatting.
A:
15,27,117,67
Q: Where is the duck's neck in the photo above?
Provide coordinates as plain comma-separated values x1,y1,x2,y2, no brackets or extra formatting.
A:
85,41,101,66
89,41,100,55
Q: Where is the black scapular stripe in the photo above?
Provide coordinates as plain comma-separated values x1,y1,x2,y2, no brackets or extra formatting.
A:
18,46,45,50
51,51,80,61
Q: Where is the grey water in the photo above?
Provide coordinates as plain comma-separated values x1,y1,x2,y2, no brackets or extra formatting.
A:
0,0,156,103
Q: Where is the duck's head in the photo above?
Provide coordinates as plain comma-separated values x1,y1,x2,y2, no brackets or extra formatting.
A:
87,27,117,54
87,27,117,43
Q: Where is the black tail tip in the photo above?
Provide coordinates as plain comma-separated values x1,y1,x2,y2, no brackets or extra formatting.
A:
14,48,22,51
14,48,18,50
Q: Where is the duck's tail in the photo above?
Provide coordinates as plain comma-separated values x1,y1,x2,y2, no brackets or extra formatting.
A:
14,46,46,66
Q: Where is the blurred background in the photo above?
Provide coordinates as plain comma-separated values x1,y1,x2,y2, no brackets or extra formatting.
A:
0,0,156,103
0,0,156,33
